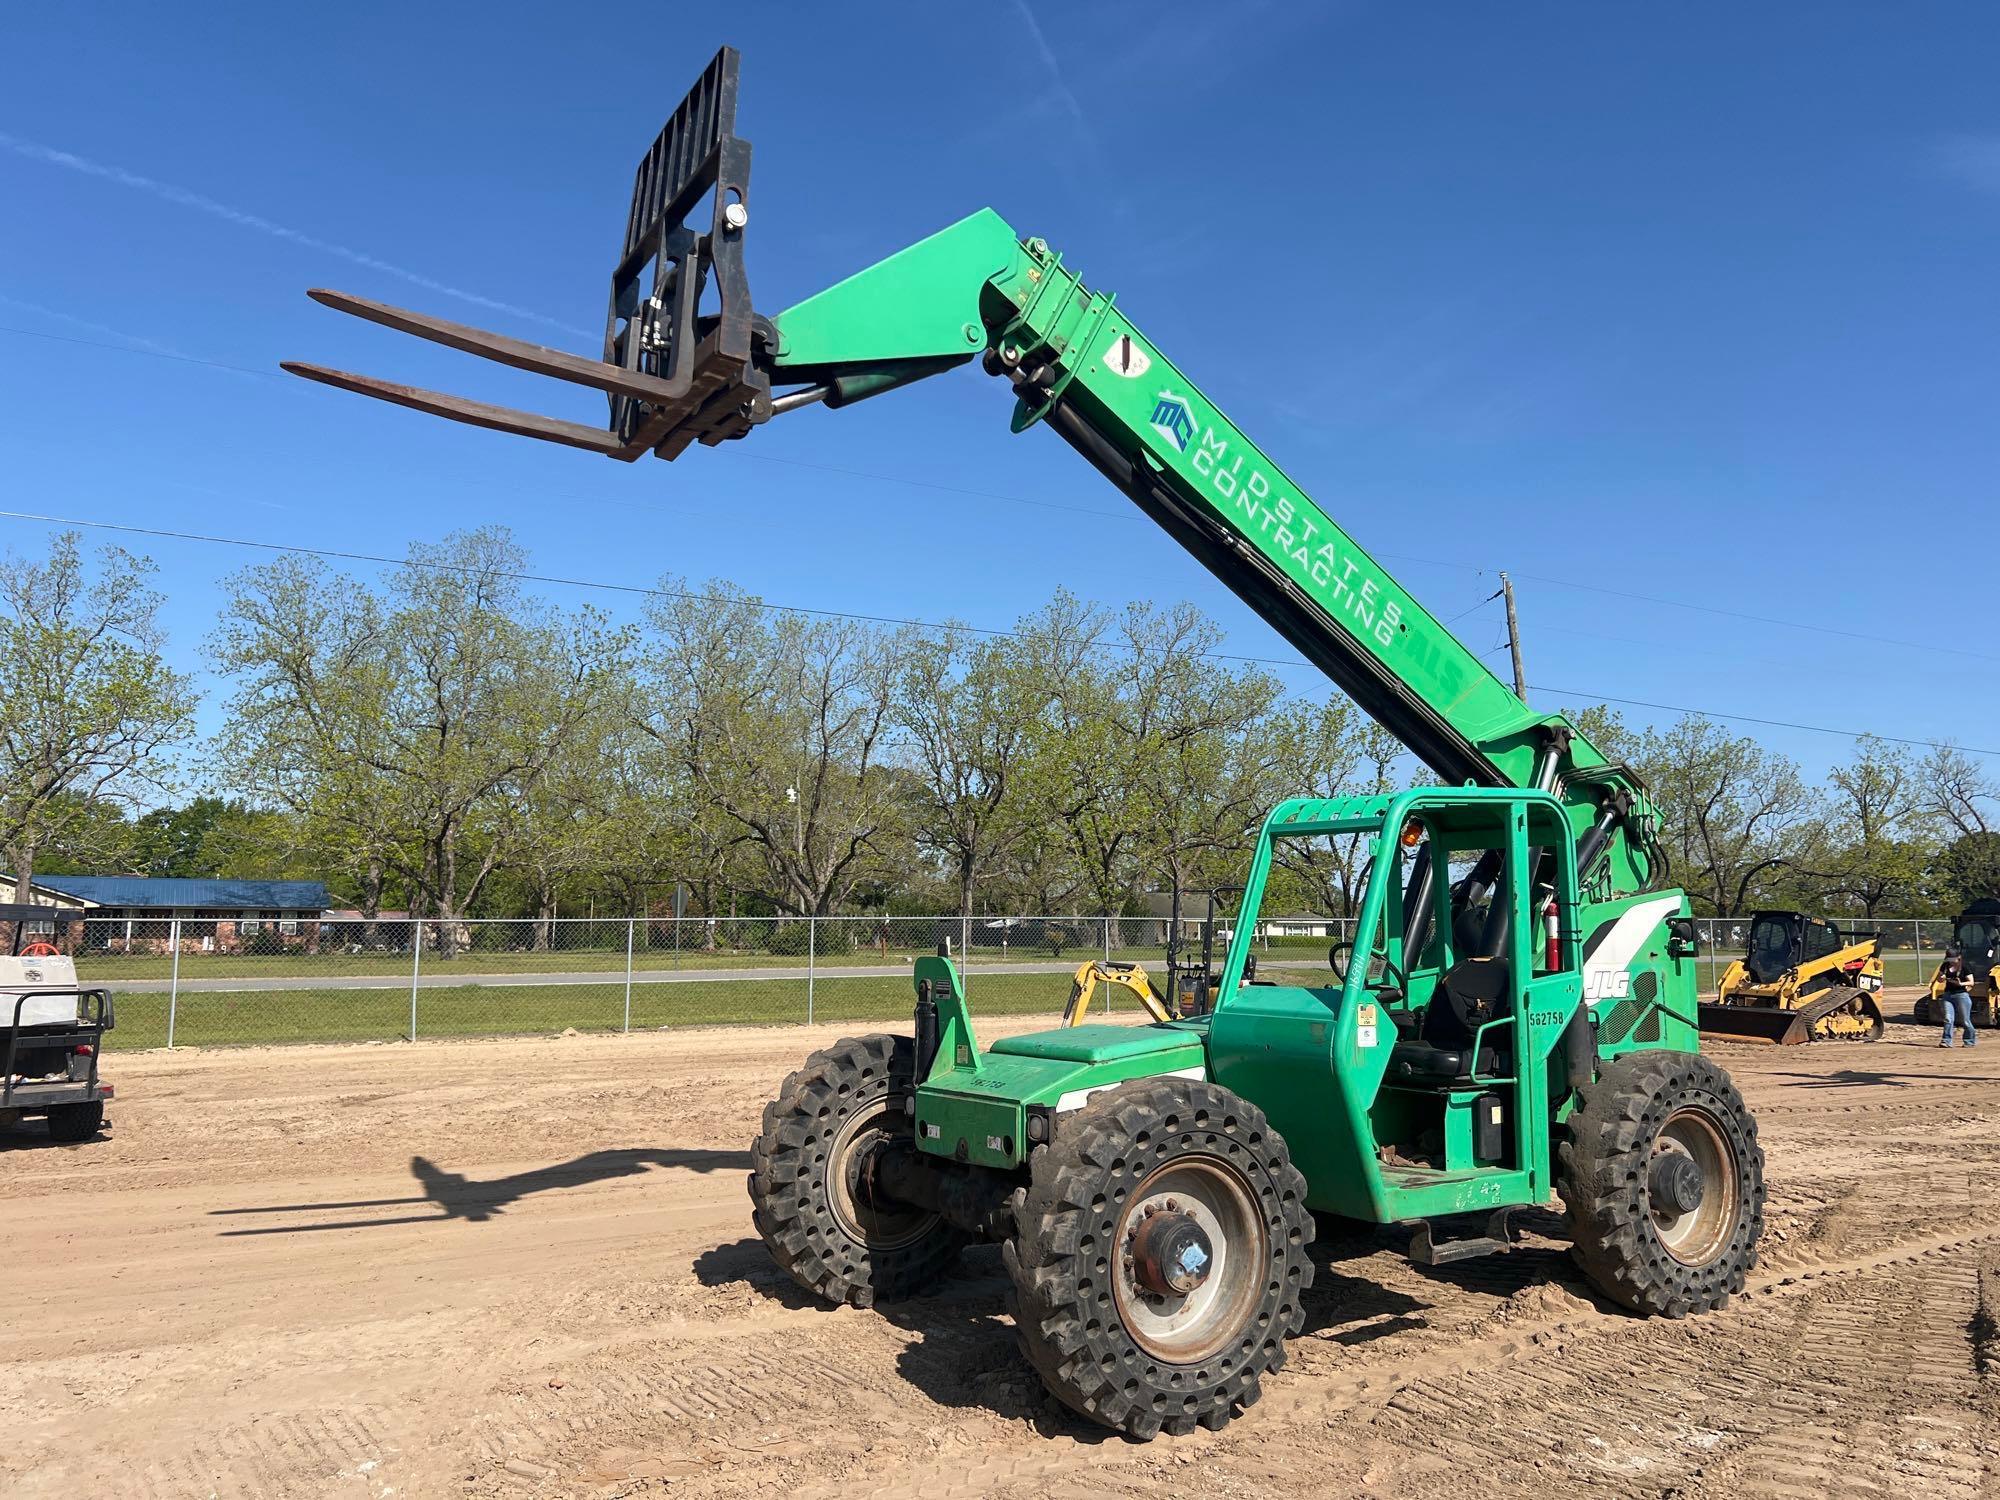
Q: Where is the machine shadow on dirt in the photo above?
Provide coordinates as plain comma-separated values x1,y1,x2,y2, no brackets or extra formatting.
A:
692,1213,1601,1432
0,1117,111,1151
210,1147,750,1234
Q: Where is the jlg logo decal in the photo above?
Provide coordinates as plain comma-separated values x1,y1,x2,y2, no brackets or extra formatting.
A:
1583,969,1631,1002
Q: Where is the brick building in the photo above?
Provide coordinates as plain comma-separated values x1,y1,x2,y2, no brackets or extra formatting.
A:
35,878,331,954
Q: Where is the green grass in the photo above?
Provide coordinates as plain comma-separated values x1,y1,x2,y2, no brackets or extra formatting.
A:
95,936,1945,1052
80,942,1165,982
102,970,1081,1051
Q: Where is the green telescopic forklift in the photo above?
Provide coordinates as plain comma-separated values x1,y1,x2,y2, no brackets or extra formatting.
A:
288,47,1766,1440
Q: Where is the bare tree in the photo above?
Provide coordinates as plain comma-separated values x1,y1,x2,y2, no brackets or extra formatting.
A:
215,529,630,955
642,582,908,917
1639,715,1819,916
1920,743,1995,837
895,592,1102,933
1117,603,1285,926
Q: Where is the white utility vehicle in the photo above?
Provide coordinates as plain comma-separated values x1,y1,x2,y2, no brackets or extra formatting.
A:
0,904,113,1142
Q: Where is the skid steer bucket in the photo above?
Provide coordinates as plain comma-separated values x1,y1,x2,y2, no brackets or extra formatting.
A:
1698,1003,1816,1046
1699,988,1885,1046
284,46,771,461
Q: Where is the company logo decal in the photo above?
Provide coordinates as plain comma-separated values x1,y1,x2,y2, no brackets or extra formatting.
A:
1149,390,1195,452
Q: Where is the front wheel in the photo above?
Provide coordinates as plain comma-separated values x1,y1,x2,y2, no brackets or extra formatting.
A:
748,1034,963,1307
1560,1051,1764,1317
1004,1077,1314,1439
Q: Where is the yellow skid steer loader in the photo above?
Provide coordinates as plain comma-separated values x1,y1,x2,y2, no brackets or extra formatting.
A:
1700,911,1885,1044
1915,898,2000,1028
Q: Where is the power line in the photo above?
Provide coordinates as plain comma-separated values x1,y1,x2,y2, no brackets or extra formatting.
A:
4,319,1994,667
1507,567,2000,664
1441,587,1503,627
0,506,1085,646
739,453,1130,522
0,505,1992,760
1529,685,2000,758
0,323,281,379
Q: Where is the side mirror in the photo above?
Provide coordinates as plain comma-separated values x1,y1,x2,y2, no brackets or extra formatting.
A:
1666,917,1699,961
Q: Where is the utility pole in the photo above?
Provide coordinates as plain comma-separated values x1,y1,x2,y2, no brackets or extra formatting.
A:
1499,571,1528,702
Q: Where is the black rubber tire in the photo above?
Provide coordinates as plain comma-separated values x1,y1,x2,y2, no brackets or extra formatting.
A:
1559,1050,1764,1317
748,1033,963,1308
1003,1077,1314,1439
43,1101,104,1143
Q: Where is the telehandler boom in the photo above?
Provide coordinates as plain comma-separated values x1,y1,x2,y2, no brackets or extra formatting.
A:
289,47,1764,1440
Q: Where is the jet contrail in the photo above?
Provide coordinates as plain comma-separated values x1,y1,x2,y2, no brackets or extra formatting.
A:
1,132,592,337
1006,0,1104,166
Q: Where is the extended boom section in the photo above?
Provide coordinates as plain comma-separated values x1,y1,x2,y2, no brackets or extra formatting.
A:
288,74,1658,900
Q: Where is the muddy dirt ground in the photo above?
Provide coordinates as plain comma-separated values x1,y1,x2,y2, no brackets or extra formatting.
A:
3,993,1995,1499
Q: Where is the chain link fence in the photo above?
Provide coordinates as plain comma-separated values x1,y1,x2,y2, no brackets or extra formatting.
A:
58,912,1953,1051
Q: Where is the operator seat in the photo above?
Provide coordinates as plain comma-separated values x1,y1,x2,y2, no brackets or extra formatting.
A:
1388,956,1511,1083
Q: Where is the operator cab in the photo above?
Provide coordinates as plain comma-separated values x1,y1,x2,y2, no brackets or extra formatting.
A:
1344,797,1578,1176
1742,911,1846,985
1208,787,1611,1224
1951,899,2000,973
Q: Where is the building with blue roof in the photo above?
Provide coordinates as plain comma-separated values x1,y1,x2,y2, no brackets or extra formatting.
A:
34,877,331,955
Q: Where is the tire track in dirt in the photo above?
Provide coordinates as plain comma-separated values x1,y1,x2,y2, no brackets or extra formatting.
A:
6,1021,1995,1499
447,1320,962,1497
368,1030,2000,1498
781,1227,2000,1500
128,1405,402,1500
1339,1245,1994,1499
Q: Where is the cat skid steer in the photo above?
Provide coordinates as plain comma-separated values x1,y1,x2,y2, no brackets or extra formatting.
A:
1700,911,1886,1044
1916,897,2000,1028
287,46,1764,1439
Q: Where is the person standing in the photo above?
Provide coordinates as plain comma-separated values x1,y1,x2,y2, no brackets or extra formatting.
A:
1938,945,1978,1048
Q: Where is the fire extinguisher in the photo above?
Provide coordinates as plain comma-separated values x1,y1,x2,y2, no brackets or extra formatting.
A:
1543,898,1560,971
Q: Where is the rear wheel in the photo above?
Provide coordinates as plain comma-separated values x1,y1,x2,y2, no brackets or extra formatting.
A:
1560,1051,1763,1317
748,1034,963,1307
43,1101,104,1143
1004,1077,1313,1439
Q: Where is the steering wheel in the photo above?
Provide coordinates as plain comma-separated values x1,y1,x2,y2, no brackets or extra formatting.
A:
1328,940,1353,981
1328,940,1407,994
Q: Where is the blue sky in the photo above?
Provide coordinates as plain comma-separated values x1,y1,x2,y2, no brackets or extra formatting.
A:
3,2,1996,780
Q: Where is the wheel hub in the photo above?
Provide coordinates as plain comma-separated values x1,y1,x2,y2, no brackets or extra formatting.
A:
1648,1152,1706,1217
1129,1208,1213,1296
826,1101,941,1252
1112,1161,1266,1365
